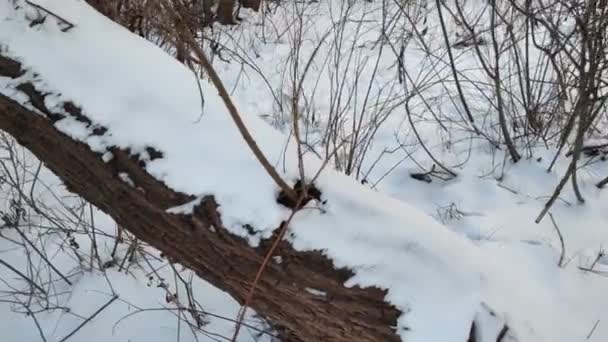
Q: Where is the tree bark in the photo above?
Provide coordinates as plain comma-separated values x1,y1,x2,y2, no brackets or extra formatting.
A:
241,0,261,11
217,0,237,25
0,55,400,341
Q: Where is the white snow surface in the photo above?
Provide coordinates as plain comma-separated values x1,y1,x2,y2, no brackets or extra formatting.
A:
1,1,607,342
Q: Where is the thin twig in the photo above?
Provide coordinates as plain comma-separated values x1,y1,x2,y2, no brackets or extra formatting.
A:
13,227,72,286
58,295,118,342
24,0,75,32
586,320,600,340
535,162,574,223
597,175,608,188
163,1,298,202
230,195,306,341
0,258,47,294
548,213,566,267
191,67,206,123
20,302,48,342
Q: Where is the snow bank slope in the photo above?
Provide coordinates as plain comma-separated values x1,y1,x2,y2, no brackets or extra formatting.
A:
1,1,606,341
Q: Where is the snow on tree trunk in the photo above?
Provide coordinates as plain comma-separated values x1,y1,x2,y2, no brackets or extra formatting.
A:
0,55,400,342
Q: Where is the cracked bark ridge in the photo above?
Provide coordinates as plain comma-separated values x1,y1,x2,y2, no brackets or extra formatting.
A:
0,55,401,342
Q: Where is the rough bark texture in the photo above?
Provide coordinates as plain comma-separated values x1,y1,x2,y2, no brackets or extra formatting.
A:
0,55,400,341
217,0,237,24
85,0,261,27
241,0,261,11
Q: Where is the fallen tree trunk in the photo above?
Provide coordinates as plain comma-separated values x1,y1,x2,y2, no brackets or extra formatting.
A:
0,55,400,341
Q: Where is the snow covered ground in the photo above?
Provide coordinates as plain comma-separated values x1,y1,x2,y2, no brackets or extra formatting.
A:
1,0,607,341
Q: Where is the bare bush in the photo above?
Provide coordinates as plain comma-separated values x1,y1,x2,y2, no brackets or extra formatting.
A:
0,133,272,341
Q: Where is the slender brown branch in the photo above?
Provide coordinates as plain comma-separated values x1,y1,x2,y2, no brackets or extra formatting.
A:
230,194,306,341
164,1,298,202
